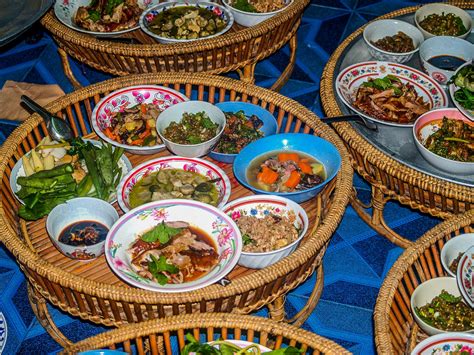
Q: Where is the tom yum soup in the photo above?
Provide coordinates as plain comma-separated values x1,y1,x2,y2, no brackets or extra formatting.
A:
247,151,326,192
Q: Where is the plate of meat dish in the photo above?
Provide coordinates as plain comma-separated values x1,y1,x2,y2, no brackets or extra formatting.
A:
55,0,160,36
336,61,448,127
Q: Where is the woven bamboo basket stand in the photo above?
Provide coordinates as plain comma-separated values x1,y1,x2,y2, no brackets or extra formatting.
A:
61,312,351,354
374,209,474,354
0,73,353,347
320,1,474,249
41,0,309,91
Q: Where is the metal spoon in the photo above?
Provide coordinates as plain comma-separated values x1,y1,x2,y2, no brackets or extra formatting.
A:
21,95,75,142
322,114,378,131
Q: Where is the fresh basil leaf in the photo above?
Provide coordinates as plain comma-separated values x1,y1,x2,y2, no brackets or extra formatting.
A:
141,221,183,243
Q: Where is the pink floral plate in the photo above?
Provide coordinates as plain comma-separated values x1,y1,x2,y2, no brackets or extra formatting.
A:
336,61,448,128
91,85,189,155
411,333,474,355
116,156,231,212
105,199,242,293
457,246,474,308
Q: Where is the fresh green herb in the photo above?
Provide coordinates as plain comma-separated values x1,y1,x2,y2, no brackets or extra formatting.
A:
141,221,183,243
361,75,403,96
88,10,101,22
148,255,179,285
232,0,257,13
242,234,254,246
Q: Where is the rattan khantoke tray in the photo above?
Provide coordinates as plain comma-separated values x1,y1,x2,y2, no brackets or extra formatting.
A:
0,73,352,347
374,209,473,354
320,1,474,249
41,0,309,91
61,312,351,354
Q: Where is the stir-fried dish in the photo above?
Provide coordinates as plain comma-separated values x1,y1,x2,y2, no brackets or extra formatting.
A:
415,290,474,331
247,151,325,193
129,169,219,208
129,221,218,285
75,0,143,32
353,75,430,124
236,214,299,253
104,103,160,147
450,252,464,274
214,111,263,154
371,31,415,53
59,220,109,246
147,6,227,40
423,117,474,162
419,12,468,36
163,112,219,144
450,64,474,111
230,0,287,13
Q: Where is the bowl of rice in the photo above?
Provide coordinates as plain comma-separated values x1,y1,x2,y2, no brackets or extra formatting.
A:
223,195,308,269
222,0,293,27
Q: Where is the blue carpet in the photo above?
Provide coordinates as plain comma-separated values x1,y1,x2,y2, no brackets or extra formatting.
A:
0,0,450,354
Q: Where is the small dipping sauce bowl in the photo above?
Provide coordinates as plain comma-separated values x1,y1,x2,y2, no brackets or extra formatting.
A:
419,36,474,85
46,197,119,260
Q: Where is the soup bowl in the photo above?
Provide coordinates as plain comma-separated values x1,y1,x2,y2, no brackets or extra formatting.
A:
117,156,231,212
233,133,341,203
440,233,474,277
105,199,242,293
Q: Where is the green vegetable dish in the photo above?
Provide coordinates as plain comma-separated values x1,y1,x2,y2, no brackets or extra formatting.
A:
148,6,227,40
450,64,474,111
419,12,468,36
163,111,219,144
415,290,474,331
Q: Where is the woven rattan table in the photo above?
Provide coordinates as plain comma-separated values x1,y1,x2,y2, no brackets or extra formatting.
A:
61,312,351,354
41,0,308,91
374,209,473,354
0,73,352,347
320,1,474,249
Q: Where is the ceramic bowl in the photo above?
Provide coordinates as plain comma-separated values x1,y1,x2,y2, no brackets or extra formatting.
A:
456,246,474,308
223,195,308,269
140,2,234,44
233,133,341,204
221,0,292,27
116,156,231,212
449,62,474,121
419,36,473,85
411,333,474,355
46,197,119,261
363,19,424,64
415,3,472,39
54,0,160,37
91,85,189,155
410,277,473,336
208,102,278,164
105,199,242,292
156,101,226,158
440,233,474,277
413,108,474,175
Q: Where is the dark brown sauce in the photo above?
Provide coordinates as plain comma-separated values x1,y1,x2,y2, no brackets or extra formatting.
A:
182,225,218,282
427,55,467,71
59,220,108,246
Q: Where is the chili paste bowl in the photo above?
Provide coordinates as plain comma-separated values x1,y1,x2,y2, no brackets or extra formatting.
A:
208,102,278,164
105,199,242,293
46,197,119,261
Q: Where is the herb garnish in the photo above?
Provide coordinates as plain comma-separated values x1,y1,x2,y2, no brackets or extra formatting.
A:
148,255,179,285
141,221,183,243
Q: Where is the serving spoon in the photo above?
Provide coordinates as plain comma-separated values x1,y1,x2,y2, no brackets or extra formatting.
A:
322,114,378,131
21,95,75,142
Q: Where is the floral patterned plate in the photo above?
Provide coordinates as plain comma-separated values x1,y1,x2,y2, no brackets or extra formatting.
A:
91,85,189,155
335,61,448,128
457,246,474,308
105,199,242,293
411,333,474,355
54,0,160,37
116,156,231,212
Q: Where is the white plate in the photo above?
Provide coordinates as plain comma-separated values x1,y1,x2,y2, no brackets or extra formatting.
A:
54,0,160,37
411,333,474,355
449,62,474,121
9,139,132,205
457,246,474,308
336,61,448,127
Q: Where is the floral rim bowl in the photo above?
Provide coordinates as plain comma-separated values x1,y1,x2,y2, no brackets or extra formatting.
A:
411,333,474,355
457,246,474,308
105,199,242,293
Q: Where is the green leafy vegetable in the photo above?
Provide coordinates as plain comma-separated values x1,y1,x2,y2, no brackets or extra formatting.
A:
88,10,101,22
232,0,257,12
148,255,179,285
141,221,183,243
242,234,254,246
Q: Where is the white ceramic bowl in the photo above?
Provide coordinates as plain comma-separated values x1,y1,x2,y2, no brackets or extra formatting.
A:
140,2,234,44
456,246,474,308
411,333,474,355
363,19,424,64
46,197,119,260
415,3,472,39
413,108,474,175
441,233,474,277
221,0,292,27
116,156,231,212
411,277,473,336
105,199,242,292
91,85,189,155
419,36,473,85
156,101,226,158
223,195,308,269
